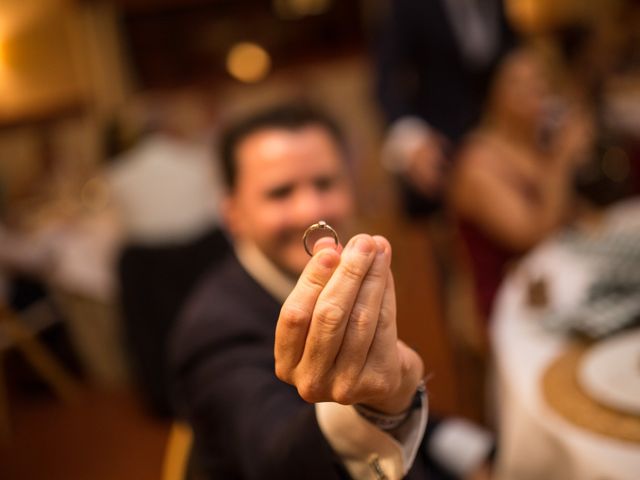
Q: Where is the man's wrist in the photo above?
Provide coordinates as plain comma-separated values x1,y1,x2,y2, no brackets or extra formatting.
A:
355,380,426,429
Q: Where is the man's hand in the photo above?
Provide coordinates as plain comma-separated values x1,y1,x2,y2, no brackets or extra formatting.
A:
382,118,449,198
552,107,594,167
404,131,448,197
275,234,423,415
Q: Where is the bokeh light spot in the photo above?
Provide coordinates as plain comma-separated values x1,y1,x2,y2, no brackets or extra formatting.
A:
226,42,271,84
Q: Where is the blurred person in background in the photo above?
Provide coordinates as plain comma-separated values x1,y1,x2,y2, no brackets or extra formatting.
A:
449,47,594,324
551,9,640,206
375,0,517,217
107,92,230,417
170,103,495,480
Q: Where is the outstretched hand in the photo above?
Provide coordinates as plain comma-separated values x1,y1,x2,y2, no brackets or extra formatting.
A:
275,234,423,414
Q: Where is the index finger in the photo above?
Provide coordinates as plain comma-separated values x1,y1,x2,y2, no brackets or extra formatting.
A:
275,240,341,381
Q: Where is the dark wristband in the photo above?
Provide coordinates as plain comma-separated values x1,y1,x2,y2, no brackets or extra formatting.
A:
354,380,426,431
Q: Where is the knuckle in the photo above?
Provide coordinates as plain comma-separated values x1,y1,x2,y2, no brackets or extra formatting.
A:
314,301,347,334
379,301,395,322
297,380,324,404
332,380,357,405
364,264,387,281
274,361,292,384
301,269,327,291
341,259,369,282
279,304,309,331
369,260,391,283
349,304,374,332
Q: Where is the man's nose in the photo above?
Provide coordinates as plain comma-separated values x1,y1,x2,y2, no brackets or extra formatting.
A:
292,189,325,226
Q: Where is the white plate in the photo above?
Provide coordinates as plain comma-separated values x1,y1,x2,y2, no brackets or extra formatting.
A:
578,329,640,416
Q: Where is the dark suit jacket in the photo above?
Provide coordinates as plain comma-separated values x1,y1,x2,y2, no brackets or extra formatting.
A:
376,0,515,142
375,0,516,217
169,252,448,480
119,227,230,417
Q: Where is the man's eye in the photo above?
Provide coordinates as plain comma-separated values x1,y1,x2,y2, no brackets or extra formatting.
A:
314,177,335,191
266,185,293,199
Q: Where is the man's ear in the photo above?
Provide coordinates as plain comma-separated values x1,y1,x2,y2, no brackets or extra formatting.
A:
221,195,240,237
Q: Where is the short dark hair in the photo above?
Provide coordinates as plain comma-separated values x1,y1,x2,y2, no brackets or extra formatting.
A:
219,103,347,190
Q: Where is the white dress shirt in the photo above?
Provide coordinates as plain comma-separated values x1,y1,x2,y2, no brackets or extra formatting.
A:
108,133,223,244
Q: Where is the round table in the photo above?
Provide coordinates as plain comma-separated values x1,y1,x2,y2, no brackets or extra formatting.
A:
491,203,640,480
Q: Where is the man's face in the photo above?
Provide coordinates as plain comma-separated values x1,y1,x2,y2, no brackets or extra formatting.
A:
225,125,355,278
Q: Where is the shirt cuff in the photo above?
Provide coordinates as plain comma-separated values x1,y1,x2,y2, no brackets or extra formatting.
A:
381,116,432,173
427,418,494,478
315,396,428,480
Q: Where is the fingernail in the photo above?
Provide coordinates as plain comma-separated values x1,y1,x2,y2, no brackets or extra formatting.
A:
373,236,387,256
354,236,373,254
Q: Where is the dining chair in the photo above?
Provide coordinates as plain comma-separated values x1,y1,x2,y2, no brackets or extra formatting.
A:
162,421,194,480
0,300,80,440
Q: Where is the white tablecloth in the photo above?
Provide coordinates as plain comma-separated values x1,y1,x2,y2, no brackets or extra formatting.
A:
0,214,128,385
44,214,128,385
491,201,640,480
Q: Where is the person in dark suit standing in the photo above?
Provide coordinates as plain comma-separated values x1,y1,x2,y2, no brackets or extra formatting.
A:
376,0,517,216
170,104,494,480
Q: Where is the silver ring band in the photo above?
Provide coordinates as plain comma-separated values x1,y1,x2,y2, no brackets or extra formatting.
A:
302,220,339,256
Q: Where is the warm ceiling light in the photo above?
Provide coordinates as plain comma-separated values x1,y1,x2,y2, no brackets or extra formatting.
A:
226,42,271,83
273,0,333,19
